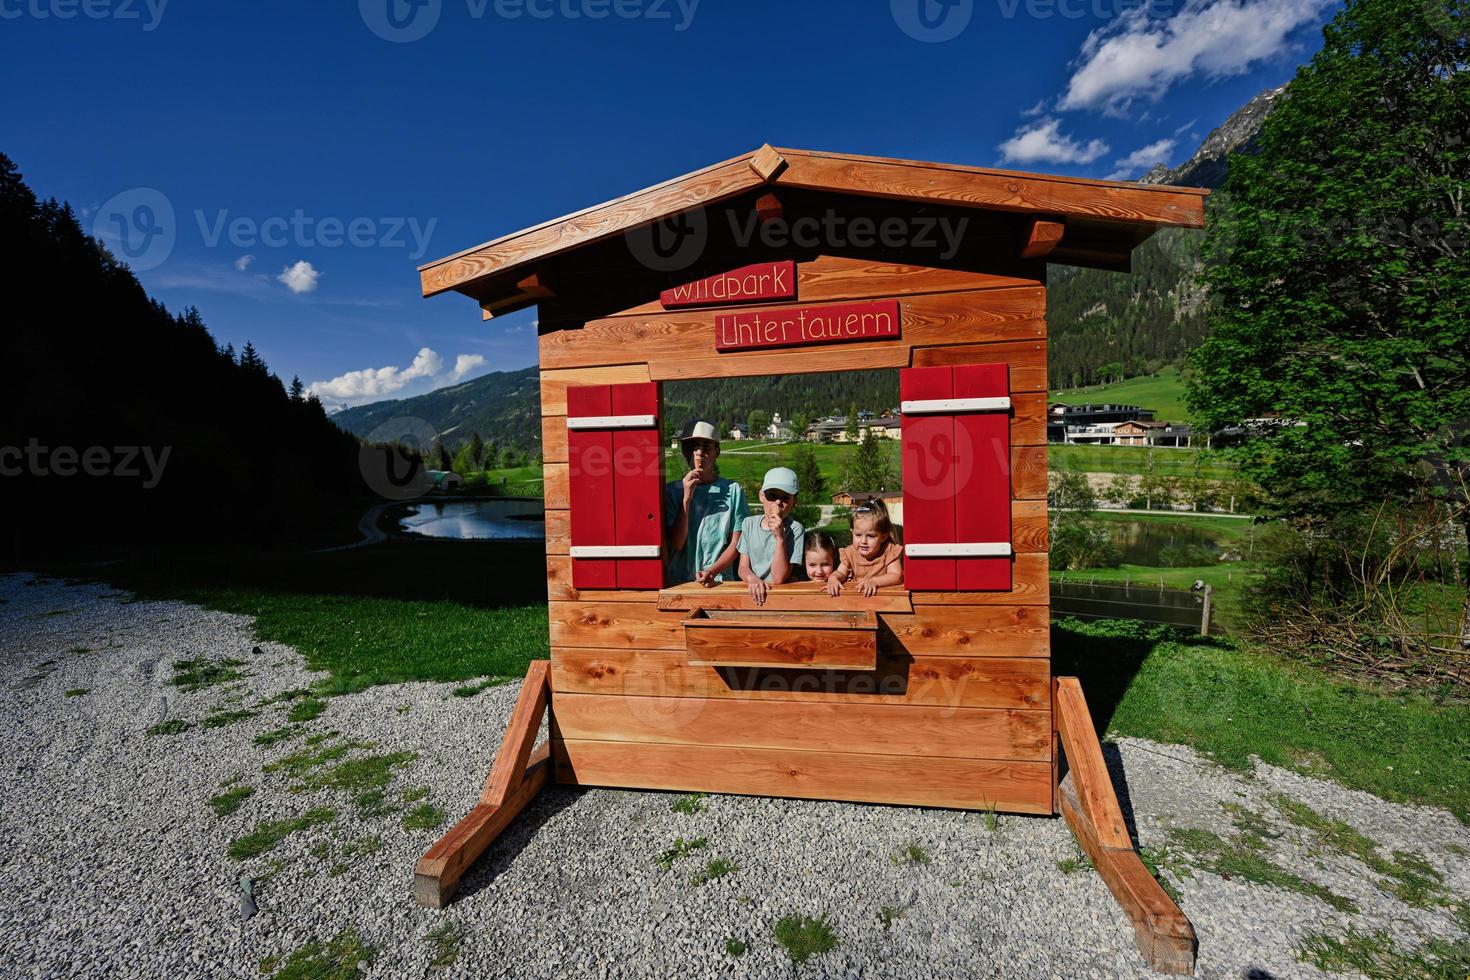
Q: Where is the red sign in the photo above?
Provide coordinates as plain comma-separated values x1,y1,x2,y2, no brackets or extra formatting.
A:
660,260,796,309
715,300,901,353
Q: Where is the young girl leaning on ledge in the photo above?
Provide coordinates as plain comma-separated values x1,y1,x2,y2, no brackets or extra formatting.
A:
826,497,903,597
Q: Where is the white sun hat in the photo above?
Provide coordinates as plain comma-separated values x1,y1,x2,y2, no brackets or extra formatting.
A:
679,419,721,447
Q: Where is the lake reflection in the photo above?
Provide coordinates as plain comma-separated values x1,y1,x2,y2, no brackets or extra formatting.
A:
1106,519,1221,565
391,498,545,540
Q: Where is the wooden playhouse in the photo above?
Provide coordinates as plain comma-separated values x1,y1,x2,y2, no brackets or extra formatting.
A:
412,146,1208,974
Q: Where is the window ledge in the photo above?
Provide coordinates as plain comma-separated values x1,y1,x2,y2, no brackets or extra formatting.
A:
656,581,912,614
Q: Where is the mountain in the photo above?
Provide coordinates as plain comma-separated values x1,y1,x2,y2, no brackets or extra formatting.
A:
330,364,901,456
331,367,543,452
1045,85,1286,392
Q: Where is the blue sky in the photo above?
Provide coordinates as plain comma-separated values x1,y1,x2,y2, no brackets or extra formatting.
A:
3,0,1336,410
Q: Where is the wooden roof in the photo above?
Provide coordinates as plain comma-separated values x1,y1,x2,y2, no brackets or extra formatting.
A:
418,144,1209,302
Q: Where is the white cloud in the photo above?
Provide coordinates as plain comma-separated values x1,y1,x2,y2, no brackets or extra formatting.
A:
449,353,486,382
277,259,321,294
1106,137,1179,180
308,347,443,403
1059,0,1331,115
1020,98,1048,118
998,118,1109,166
234,254,254,271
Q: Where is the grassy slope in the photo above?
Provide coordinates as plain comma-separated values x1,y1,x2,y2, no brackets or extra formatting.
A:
1051,365,1193,423
1057,619,1470,824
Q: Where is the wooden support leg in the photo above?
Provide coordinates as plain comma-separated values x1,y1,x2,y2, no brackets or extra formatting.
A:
1054,676,1197,976
414,660,552,909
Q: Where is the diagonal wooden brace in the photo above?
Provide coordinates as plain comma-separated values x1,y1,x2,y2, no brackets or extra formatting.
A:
1054,676,1198,975
414,660,552,909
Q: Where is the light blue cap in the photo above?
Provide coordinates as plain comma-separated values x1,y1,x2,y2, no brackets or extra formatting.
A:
761,466,799,496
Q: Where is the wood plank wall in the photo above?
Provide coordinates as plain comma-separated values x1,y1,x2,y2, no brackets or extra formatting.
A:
538,253,1052,814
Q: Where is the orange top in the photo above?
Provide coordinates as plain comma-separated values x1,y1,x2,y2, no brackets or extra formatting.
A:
840,541,903,583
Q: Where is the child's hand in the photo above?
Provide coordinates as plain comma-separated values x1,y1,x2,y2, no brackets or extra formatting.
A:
681,470,701,504
694,568,713,587
859,580,879,597
760,514,782,535
747,577,768,605
825,577,844,597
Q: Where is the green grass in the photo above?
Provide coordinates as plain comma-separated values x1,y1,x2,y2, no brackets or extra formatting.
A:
1166,827,1357,913
1052,366,1193,422
1269,795,1446,907
1055,619,1470,824
656,837,707,870
288,698,327,723
52,540,551,695
879,906,905,929
63,688,88,697
891,842,930,866
692,857,738,885
723,937,747,957
228,807,337,860
260,927,373,980
451,678,508,698
671,792,707,815
425,921,467,971
255,725,304,747
202,708,259,729
169,656,247,692
1049,443,1237,480
145,719,190,737
774,914,838,964
402,803,445,831
289,750,417,798
210,785,255,817
1298,925,1470,978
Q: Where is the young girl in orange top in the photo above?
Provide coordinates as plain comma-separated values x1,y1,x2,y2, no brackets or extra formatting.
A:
825,498,904,597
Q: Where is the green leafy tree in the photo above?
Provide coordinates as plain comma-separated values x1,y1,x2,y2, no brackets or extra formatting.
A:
1186,0,1470,582
452,442,477,476
788,443,826,501
747,410,769,442
843,426,891,492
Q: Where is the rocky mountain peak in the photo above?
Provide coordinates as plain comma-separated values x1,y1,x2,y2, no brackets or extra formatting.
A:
1142,83,1288,189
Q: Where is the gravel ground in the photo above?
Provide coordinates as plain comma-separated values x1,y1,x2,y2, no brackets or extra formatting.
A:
0,571,1465,979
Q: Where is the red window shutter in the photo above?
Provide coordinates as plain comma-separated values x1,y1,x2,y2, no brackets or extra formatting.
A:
566,382,663,590
900,366,957,591
899,364,1013,592
953,364,1012,591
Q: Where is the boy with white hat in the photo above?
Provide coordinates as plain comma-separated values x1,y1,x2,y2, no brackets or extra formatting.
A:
737,466,805,606
665,419,747,586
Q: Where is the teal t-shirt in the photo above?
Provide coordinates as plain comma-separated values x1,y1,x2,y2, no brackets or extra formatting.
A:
736,515,805,583
664,477,747,584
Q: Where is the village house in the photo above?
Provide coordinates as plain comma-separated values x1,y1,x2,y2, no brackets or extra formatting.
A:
1114,419,1194,448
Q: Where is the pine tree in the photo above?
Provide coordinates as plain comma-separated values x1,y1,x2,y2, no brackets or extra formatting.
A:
288,375,305,400
469,432,485,470
843,427,891,492
845,403,859,442
788,443,826,500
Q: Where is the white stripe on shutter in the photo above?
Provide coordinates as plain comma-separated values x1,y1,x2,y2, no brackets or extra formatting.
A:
565,414,658,430
569,545,662,559
899,397,1011,415
904,542,1013,558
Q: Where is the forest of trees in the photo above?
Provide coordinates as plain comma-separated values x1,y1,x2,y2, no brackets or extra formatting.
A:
0,152,365,559
1046,227,1211,390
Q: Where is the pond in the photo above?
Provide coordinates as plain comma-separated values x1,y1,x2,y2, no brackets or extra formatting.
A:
1105,519,1223,566
389,498,545,541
